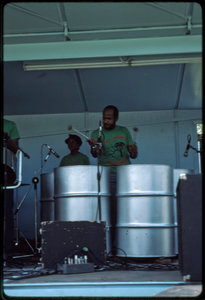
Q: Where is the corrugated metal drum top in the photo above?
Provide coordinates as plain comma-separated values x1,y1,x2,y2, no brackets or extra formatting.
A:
116,164,175,258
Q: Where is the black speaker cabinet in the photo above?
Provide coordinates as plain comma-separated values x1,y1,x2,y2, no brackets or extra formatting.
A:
177,174,202,281
41,221,106,269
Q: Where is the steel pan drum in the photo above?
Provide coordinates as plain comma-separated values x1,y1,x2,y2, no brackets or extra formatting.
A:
54,166,111,252
173,168,195,254
40,172,54,222
116,164,175,257
3,147,17,184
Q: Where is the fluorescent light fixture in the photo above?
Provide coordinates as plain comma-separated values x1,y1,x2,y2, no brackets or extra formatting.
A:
23,55,201,71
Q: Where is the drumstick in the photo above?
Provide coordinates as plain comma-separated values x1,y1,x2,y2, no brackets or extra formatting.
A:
133,127,139,143
68,125,90,140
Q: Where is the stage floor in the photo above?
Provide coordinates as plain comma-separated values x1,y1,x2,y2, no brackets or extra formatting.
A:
3,256,203,298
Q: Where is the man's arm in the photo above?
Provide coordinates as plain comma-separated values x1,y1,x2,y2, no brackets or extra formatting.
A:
4,133,19,154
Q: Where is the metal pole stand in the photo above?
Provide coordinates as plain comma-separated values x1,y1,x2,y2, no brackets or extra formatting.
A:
32,176,39,251
97,148,102,222
14,150,52,255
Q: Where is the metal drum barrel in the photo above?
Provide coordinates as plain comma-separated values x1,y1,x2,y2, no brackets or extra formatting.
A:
40,172,54,222
54,166,111,252
116,164,175,257
173,169,195,255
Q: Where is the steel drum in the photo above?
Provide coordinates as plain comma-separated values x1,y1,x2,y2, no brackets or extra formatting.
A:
40,172,54,222
3,147,17,184
173,168,195,254
54,165,111,252
116,164,175,258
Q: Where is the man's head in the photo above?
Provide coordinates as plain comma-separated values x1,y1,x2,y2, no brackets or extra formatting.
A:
103,105,119,130
65,134,82,151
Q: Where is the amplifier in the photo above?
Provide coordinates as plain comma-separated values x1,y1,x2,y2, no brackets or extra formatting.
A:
177,174,202,281
41,221,106,270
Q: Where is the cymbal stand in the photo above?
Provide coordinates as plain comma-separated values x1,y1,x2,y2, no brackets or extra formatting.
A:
14,150,53,253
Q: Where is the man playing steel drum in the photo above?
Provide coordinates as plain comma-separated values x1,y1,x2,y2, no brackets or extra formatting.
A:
87,105,138,254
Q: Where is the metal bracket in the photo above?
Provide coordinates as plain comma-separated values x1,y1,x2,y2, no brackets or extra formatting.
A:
179,174,187,180
63,22,70,41
186,16,192,34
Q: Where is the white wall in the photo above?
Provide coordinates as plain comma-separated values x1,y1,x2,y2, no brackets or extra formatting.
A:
5,109,201,239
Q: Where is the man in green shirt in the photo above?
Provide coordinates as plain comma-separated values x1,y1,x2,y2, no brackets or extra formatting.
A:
60,134,90,166
3,119,20,154
87,105,138,254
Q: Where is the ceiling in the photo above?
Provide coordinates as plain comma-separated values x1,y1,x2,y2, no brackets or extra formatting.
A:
3,2,202,115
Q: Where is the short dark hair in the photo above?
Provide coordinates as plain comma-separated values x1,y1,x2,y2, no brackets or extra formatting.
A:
103,105,119,118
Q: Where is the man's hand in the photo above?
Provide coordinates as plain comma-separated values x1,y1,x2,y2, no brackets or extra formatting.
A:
127,143,138,159
87,138,101,158
87,138,98,146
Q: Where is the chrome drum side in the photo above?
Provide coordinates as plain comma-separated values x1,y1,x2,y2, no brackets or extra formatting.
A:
54,166,111,252
40,172,54,222
116,164,175,257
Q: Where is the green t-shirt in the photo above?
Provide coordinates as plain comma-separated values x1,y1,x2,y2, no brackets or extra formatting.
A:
91,125,133,174
3,119,20,140
59,152,90,167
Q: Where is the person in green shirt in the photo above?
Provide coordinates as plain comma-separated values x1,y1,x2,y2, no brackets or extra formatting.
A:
3,119,20,154
60,134,90,166
87,105,138,171
87,105,138,255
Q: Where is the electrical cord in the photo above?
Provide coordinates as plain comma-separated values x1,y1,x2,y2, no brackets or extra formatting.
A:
4,245,179,281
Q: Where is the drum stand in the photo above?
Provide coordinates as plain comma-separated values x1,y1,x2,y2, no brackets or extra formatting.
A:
14,149,53,255
3,135,26,260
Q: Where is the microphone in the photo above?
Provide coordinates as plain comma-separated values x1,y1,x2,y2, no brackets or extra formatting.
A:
183,134,191,157
184,143,190,157
45,144,60,158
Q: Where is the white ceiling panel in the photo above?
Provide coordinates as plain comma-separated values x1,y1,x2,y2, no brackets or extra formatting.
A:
78,64,181,112
4,3,63,34
64,2,191,31
3,62,85,115
178,63,202,109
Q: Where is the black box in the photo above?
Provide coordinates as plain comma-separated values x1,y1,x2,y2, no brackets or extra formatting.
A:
177,174,202,281
41,221,106,269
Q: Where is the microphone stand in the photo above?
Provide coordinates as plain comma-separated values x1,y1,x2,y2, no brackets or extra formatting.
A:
184,134,203,157
97,143,102,222
14,150,53,253
97,122,102,222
